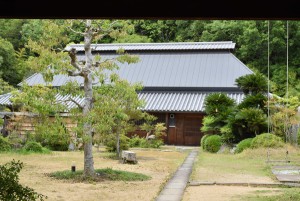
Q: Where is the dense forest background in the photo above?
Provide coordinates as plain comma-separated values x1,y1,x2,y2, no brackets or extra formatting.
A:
0,19,299,98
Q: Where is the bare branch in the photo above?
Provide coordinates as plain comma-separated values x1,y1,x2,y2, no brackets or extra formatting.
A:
67,20,85,35
68,48,83,71
56,97,84,110
68,97,84,110
93,57,118,68
68,70,83,77
95,20,119,35
68,26,85,36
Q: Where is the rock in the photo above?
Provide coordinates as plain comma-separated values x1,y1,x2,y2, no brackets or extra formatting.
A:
68,142,75,151
147,135,155,140
121,151,137,164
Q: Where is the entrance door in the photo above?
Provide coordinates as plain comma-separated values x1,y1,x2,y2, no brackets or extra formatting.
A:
167,113,204,145
183,115,203,145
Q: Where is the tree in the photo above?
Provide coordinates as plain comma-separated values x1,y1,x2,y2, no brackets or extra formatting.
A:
230,108,268,140
0,37,22,86
91,80,145,157
269,95,300,143
235,73,268,95
201,93,236,135
0,19,27,50
16,20,140,178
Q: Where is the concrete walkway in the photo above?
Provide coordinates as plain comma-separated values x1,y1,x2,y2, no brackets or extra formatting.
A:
156,149,198,201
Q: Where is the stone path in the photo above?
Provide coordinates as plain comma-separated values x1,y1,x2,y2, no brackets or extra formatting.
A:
156,149,198,201
271,165,300,186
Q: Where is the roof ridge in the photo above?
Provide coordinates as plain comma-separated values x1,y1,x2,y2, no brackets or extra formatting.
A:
69,41,234,46
65,41,236,51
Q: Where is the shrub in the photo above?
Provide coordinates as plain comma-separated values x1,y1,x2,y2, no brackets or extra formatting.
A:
0,160,46,200
129,135,164,148
251,133,284,149
129,135,143,147
34,118,70,151
235,138,253,153
105,134,129,152
203,135,222,153
23,141,43,153
200,134,209,148
0,136,12,151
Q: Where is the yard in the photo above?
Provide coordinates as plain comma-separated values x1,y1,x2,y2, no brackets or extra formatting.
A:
183,145,300,201
0,146,188,201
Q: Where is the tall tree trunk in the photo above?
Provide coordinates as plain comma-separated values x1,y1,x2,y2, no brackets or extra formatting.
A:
83,20,95,177
116,130,120,158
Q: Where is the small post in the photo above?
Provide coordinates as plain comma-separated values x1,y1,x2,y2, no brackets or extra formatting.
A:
71,161,76,172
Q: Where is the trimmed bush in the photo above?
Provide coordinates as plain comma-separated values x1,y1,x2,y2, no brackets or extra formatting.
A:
251,133,284,149
129,135,144,147
0,136,12,152
235,138,253,153
105,134,130,152
23,141,43,152
129,135,164,148
203,135,222,153
200,134,209,148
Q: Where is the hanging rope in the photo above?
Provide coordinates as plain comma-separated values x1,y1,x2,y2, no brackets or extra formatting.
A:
267,20,270,162
285,20,290,162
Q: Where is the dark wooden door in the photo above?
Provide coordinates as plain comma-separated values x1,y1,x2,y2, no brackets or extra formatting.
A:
183,115,203,145
175,114,185,145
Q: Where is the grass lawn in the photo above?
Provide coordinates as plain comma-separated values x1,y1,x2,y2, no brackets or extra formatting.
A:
0,146,188,201
191,145,300,183
183,145,300,201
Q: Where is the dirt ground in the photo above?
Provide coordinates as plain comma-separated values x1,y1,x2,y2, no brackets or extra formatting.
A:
0,148,188,201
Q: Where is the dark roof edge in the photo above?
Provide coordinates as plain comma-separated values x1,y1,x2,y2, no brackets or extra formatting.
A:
140,87,243,92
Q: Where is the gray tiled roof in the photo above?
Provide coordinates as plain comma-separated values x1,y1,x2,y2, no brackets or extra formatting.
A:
65,41,235,52
0,91,244,112
0,93,13,105
0,93,84,110
21,51,252,88
138,91,245,112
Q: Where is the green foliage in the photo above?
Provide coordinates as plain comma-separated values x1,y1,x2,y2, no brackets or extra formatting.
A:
0,160,46,201
0,78,15,95
133,20,177,42
200,134,209,148
129,135,164,148
34,116,70,151
204,93,236,116
203,135,222,153
129,135,143,147
0,19,27,49
231,108,268,140
202,93,236,135
251,133,284,149
238,93,268,113
235,73,268,95
11,84,67,115
50,168,151,181
0,136,12,151
104,134,130,152
269,95,300,142
220,124,235,143
235,138,253,153
0,37,21,86
200,116,219,134
23,141,44,152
